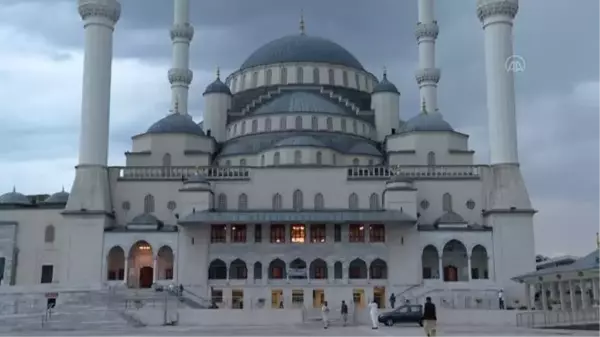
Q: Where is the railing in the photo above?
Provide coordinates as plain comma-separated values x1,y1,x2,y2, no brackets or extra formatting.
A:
516,308,600,328
115,166,250,180
347,165,481,180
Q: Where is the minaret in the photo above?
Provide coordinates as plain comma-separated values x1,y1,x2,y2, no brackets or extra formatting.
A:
65,0,121,212
415,0,440,112
169,0,194,115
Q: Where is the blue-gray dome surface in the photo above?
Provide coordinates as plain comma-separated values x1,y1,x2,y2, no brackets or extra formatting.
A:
130,213,163,225
0,190,31,205
273,135,326,148
203,78,232,96
44,191,69,204
253,91,351,115
240,34,364,71
400,112,453,132
373,74,400,94
147,113,205,136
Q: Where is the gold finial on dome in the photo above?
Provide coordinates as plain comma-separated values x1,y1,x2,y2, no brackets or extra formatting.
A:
299,9,306,35
216,66,221,80
383,66,387,78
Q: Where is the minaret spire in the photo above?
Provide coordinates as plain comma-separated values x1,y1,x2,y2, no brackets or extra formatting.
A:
299,9,306,35
169,0,194,115
415,0,440,113
216,66,221,80
383,66,387,79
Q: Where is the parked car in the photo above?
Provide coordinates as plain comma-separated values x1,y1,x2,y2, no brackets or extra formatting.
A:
378,304,423,326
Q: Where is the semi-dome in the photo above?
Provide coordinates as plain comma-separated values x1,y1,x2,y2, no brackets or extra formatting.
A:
273,135,326,148
44,189,69,204
0,188,31,205
240,34,364,71
253,91,351,115
373,73,400,94
146,113,205,136
400,112,453,133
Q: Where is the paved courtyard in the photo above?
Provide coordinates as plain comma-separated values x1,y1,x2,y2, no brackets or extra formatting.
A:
3,322,598,336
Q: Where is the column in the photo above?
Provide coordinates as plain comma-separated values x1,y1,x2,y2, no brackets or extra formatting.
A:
168,0,194,114
172,254,177,284
477,0,520,165
152,257,158,284
66,0,121,212
580,279,588,309
541,283,548,311
524,283,531,309
438,257,443,280
593,278,599,304
558,281,566,311
123,258,128,286
415,0,441,112
569,280,576,312
467,254,472,281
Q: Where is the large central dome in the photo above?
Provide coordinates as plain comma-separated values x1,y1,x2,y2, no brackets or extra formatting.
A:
240,34,364,71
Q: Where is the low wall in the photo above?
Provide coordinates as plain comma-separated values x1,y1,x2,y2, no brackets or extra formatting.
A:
129,308,304,326
354,309,518,326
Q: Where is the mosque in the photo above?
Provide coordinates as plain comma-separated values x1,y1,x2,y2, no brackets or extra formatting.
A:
0,0,538,310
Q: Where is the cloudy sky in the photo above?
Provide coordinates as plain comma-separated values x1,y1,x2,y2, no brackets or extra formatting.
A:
0,0,597,256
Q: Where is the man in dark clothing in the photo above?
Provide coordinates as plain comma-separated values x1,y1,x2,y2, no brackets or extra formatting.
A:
389,294,396,309
421,297,437,337
340,300,349,326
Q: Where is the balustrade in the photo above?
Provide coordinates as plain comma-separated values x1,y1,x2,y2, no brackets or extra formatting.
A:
115,166,250,180
347,165,481,179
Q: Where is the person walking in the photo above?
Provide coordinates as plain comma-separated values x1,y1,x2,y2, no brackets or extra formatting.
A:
368,299,379,329
340,300,348,326
321,301,330,329
389,293,396,309
498,290,505,309
421,297,437,337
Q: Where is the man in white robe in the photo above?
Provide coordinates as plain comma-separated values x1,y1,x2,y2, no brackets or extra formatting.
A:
369,300,379,329
321,301,330,329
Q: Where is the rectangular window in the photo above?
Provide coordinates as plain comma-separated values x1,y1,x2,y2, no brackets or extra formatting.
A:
334,224,342,242
290,225,305,243
41,265,53,284
292,289,304,306
349,224,365,242
270,225,285,243
211,225,227,243
211,289,223,303
231,225,247,243
423,267,432,279
369,224,385,242
254,224,262,243
310,224,326,243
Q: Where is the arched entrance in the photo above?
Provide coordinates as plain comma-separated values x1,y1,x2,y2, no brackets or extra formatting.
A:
106,246,125,281
442,240,468,282
156,246,174,280
128,241,154,288
421,245,440,279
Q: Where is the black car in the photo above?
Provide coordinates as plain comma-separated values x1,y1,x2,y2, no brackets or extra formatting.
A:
378,304,423,326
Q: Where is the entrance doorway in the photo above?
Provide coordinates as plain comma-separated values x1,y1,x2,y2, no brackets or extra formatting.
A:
353,288,365,308
373,286,386,309
271,289,283,309
232,289,244,309
139,266,153,288
312,289,324,308
444,265,458,282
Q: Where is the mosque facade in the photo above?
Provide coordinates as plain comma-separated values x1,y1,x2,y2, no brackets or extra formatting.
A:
0,0,537,310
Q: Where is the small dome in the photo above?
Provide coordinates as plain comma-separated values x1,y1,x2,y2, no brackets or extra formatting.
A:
44,190,69,204
253,91,349,115
240,34,364,71
434,211,466,225
0,188,31,205
147,113,205,136
130,213,163,226
203,77,231,96
273,135,326,148
373,73,399,94
401,112,453,133
347,141,381,156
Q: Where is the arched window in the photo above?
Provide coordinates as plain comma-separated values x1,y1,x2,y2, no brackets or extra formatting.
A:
352,158,360,166
427,151,436,166
295,116,303,129
261,155,265,166
273,152,281,165
293,189,303,210
225,160,231,166
314,193,324,210
162,153,171,167
240,74,246,90
369,193,380,210
442,193,453,212
328,69,335,85
251,120,258,132
280,67,288,84
342,71,348,86
294,150,302,164
217,193,227,210
341,119,347,131
326,117,333,130
279,116,287,129
311,116,318,130
44,225,55,243
368,159,374,165
296,67,304,83
239,159,246,166
352,120,358,133
364,76,369,91
313,67,320,84
266,69,272,85
348,193,359,210
355,73,361,90
252,72,258,88
233,124,238,135
332,153,337,165
316,151,323,165
265,118,272,131
241,121,246,134
272,193,282,210
143,194,155,213
238,193,248,210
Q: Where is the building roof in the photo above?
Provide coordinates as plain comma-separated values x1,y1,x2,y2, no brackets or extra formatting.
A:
372,73,400,94
400,112,454,133
44,190,69,204
0,188,31,205
203,77,232,96
513,249,599,281
434,211,467,225
240,34,364,71
252,91,352,116
273,135,326,148
146,113,206,136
